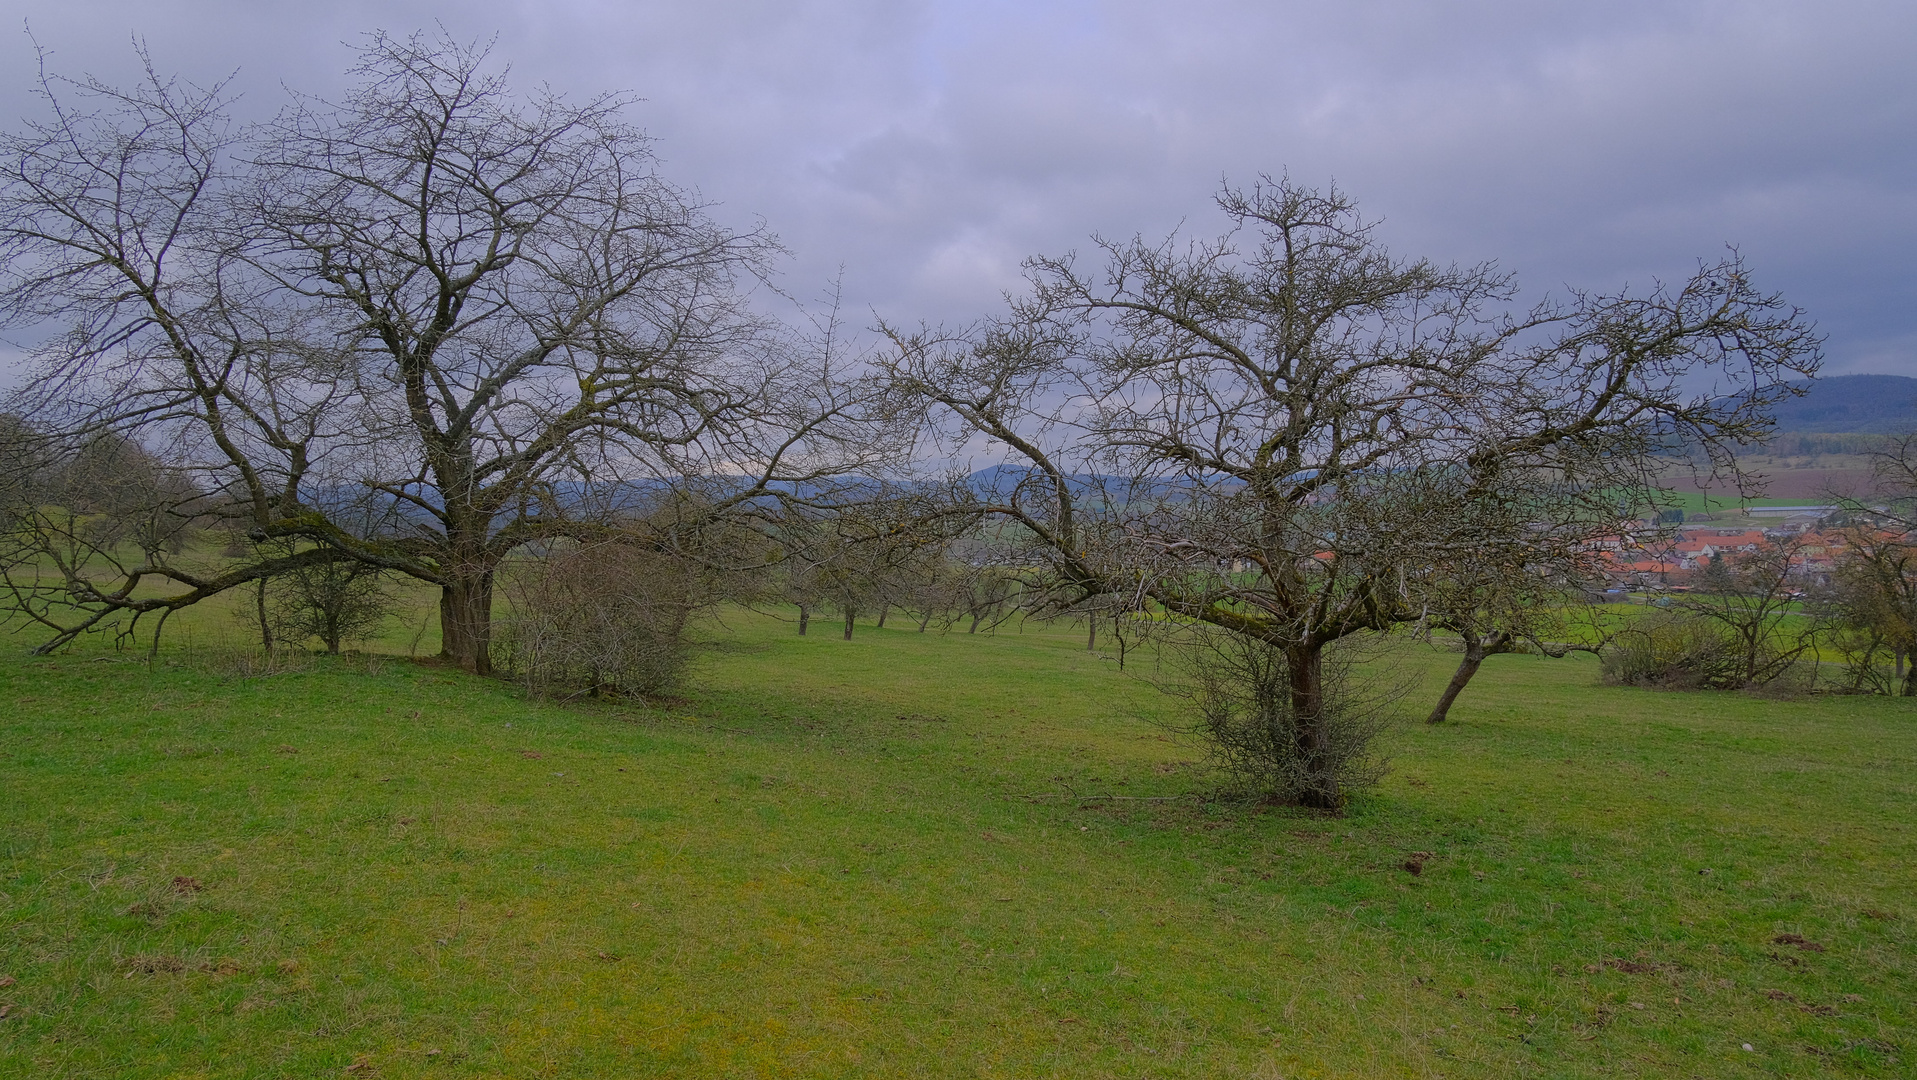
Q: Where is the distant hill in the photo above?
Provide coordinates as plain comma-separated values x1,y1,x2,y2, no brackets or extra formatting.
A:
1768,374,1917,434
1668,374,1914,504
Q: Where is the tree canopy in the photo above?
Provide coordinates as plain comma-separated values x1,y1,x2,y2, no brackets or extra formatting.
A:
881,178,1820,806
0,33,887,668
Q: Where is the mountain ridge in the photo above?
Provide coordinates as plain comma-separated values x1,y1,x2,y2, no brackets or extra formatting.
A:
1766,373,1917,434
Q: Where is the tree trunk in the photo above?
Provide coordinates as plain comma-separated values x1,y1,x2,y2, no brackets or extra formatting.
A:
439,570,495,675
843,608,856,640
1427,631,1510,724
968,609,982,633
1087,614,1096,651
876,604,888,629
1286,643,1339,810
797,604,810,636
1903,655,1917,697
1428,633,1487,724
918,611,932,632
254,578,274,655
1740,630,1762,688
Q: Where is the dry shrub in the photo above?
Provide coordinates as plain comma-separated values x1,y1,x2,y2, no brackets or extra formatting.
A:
498,543,703,698
1600,609,1810,692
1601,610,1742,689
1748,659,1819,699
1165,629,1398,808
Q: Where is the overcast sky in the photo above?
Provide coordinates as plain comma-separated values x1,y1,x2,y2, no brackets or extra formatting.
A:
3,0,1913,375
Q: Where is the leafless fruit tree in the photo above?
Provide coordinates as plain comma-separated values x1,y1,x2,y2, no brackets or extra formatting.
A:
882,177,1819,807
1692,538,1826,688
0,34,882,670
773,494,961,639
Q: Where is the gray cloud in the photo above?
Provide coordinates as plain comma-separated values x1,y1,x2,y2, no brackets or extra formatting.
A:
3,0,1911,371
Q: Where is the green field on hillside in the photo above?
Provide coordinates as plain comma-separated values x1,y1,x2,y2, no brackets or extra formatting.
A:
1,612,1912,1078
1656,491,1840,516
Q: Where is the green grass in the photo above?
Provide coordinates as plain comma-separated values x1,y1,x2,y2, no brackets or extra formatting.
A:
1655,490,1838,516
0,611,1912,1077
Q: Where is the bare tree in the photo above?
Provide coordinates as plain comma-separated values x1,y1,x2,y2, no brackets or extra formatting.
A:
234,573,285,656
883,177,1819,807
50,434,205,556
0,432,213,652
781,542,825,637
772,494,957,639
1825,433,1917,693
954,563,1019,634
897,551,974,632
1822,548,1913,694
789,515,879,640
1420,596,1608,725
0,34,881,669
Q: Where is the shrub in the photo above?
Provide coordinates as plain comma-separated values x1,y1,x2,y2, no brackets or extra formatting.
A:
1165,630,1396,808
498,543,703,698
271,551,394,654
229,543,394,655
1601,609,1761,690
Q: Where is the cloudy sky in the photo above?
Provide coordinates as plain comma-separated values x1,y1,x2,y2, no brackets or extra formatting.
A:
3,0,1913,374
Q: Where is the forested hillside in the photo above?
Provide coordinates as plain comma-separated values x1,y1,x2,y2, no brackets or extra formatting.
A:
1770,374,1917,434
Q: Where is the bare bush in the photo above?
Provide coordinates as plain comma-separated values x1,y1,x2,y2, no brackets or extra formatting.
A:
270,549,394,654
1679,538,1824,687
1604,534,1830,692
1820,619,1902,695
1600,609,1768,690
224,541,393,655
1164,630,1398,809
498,544,704,698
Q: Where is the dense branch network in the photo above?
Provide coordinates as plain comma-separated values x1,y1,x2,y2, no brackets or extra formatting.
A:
881,177,1820,805
0,32,896,668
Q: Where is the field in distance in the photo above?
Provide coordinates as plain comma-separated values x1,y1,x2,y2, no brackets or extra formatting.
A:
0,611,1911,1077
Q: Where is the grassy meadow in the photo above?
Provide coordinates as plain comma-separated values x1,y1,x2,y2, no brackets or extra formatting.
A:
0,606,1912,1078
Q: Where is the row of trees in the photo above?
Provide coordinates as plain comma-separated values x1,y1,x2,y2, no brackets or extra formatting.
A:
0,35,1840,808
779,531,1024,638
